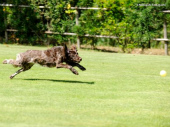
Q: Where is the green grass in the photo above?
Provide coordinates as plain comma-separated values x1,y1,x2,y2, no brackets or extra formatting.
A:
0,44,170,127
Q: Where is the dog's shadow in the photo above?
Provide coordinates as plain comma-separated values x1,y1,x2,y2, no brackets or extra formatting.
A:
23,78,95,85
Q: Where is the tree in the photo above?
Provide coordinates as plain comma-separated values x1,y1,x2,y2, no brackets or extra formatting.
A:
0,0,170,51
127,0,166,51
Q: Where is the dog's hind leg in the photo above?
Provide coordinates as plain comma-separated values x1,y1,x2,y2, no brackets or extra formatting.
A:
10,68,24,79
10,63,34,79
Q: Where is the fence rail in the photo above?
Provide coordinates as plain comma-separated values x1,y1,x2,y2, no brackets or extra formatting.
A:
1,3,169,55
153,38,170,41
0,4,47,8
162,10,170,13
0,4,107,10
45,31,118,39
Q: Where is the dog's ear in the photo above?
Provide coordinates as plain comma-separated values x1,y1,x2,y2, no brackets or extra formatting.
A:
63,43,69,54
70,45,77,51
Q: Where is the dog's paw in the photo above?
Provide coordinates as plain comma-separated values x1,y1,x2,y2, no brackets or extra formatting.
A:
77,64,86,71
70,68,79,75
74,71,79,75
80,66,86,71
10,75,14,79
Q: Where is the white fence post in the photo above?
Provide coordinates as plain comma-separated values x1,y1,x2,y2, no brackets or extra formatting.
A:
164,21,168,56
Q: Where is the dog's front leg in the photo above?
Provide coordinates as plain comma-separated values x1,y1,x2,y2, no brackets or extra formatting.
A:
56,63,78,75
69,63,86,71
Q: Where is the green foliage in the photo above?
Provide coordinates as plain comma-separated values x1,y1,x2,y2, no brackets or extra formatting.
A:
126,2,164,50
0,0,170,51
0,7,6,36
70,0,93,7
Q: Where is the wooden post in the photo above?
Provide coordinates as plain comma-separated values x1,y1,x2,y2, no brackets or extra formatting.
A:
4,7,8,43
75,9,80,49
163,21,168,55
5,30,8,42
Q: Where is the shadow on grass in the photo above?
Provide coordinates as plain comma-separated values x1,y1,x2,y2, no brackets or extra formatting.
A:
22,78,95,85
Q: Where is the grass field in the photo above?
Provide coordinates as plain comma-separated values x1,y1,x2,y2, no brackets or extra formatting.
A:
0,44,170,127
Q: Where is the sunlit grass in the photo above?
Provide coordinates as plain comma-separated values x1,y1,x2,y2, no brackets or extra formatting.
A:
0,44,170,127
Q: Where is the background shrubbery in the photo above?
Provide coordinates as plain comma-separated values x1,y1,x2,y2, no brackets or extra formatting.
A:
0,0,170,51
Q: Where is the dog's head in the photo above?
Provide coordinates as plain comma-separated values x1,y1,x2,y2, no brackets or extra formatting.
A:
66,45,82,63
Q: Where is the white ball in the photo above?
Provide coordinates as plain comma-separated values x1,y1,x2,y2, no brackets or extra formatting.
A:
160,70,167,77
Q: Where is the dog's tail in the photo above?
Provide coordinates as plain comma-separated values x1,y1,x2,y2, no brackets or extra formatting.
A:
3,59,21,68
3,59,14,64
3,53,22,67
